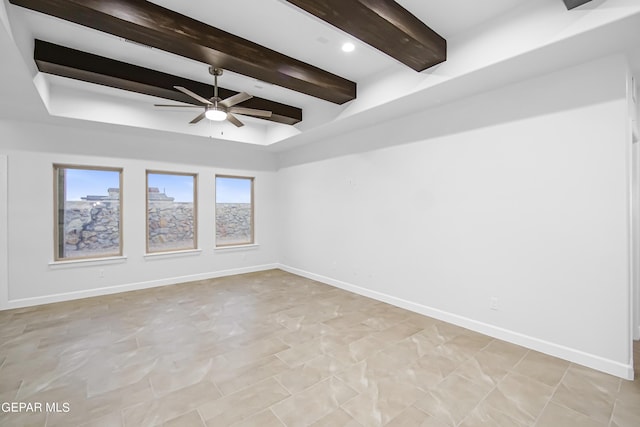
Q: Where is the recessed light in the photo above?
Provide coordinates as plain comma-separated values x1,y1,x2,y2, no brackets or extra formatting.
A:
342,42,355,53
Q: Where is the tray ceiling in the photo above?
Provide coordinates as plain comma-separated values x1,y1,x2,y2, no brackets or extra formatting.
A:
2,0,639,148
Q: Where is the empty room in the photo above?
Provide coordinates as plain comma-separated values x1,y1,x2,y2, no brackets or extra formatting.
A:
1,0,640,426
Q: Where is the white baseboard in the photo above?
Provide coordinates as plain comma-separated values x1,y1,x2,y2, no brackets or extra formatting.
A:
278,264,635,381
5,264,278,310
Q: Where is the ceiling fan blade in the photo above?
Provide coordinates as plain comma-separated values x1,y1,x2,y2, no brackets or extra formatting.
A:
174,86,212,105
219,92,252,108
226,113,244,128
154,104,202,108
229,107,272,118
189,111,206,124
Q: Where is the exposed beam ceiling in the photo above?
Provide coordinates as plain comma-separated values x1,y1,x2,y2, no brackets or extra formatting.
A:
284,0,446,72
562,0,593,10
9,0,357,105
34,40,303,126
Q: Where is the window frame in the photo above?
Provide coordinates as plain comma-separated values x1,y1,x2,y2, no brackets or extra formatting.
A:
215,175,255,248
145,170,198,254
53,164,124,262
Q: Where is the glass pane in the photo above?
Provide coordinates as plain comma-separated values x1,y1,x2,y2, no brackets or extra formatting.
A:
216,176,253,246
58,167,121,259
147,172,196,252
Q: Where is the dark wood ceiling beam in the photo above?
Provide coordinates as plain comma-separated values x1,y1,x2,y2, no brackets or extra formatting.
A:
284,0,446,72
34,40,302,125
562,0,593,10
9,0,356,104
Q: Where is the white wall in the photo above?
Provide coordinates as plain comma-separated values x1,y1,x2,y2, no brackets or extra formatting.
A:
0,119,280,307
278,55,634,379
0,154,7,309
632,141,639,341
631,70,640,341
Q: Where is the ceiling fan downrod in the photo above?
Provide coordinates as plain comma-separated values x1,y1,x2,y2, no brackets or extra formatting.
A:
209,66,223,101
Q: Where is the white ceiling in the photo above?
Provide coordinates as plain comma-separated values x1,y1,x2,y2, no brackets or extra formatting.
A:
1,0,640,148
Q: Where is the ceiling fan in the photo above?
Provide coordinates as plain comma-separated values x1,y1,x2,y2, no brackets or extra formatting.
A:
154,67,272,127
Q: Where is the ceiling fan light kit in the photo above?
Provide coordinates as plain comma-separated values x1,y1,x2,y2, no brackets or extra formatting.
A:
156,67,272,128
205,107,227,121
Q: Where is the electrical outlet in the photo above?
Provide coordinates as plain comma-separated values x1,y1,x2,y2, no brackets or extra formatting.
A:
489,297,499,311
98,269,105,279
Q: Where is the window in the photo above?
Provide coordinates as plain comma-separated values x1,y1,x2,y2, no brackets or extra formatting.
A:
146,171,197,253
216,176,254,246
53,165,123,261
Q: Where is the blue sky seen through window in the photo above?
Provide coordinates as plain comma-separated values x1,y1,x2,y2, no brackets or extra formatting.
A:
65,169,120,201
65,169,251,203
147,173,194,202
216,177,251,204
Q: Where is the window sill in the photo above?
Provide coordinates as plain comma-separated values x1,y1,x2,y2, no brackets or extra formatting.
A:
214,243,260,252
144,249,203,260
49,256,127,269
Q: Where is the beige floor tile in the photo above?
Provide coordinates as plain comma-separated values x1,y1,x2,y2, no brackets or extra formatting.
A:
122,380,220,427
199,377,290,425
211,335,291,366
368,321,424,344
409,355,461,391
610,399,640,427
443,334,492,355
481,340,528,366
276,338,324,367
336,350,413,392
341,382,427,427
385,405,450,427
322,335,388,365
230,409,285,427
534,402,605,427
163,410,205,427
271,377,357,426
322,312,373,330
0,321,26,339
77,410,124,427
459,400,527,427
0,355,59,395
617,376,640,405
0,270,636,426
414,374,493,426
511,350,569,387
0,376,21,396
454,350,514,388
0,410,47,427
564,363,621,395
551,365,618,423
276,354,345,394
279,323,334,346
310,408,362,426
416,322,469,346
361,307,415,332
432,337,482,364
214,355,288,396
379,333,440,366
15,384,86,426
483,372,554,424
47,378,153,426
150,356,214,396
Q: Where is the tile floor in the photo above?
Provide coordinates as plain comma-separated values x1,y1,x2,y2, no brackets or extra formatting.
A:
0,269,638,426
